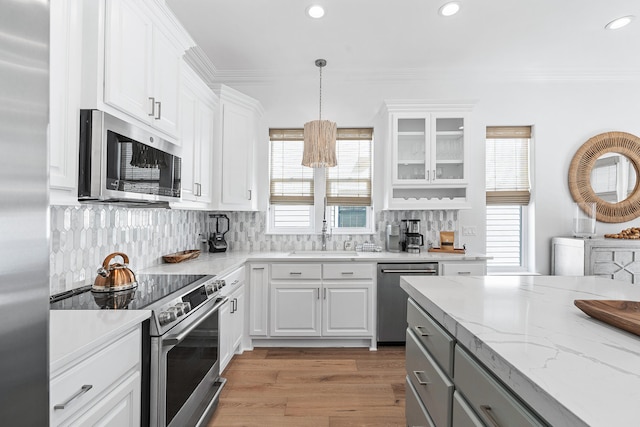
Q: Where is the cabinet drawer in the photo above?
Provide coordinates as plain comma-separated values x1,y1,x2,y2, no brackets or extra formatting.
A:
452,391,484,427
454,345,545,427
271,263,321,280
323,263,374,279
440,262,485,276
406,329,453,427
407,298,454,376
406,375,436,427
50,328,141,425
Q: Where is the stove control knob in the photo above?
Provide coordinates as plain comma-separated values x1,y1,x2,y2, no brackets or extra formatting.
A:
205,283,214,294
219,280,226,288
178,302,191,314
168,306,183,317
158,310,177,326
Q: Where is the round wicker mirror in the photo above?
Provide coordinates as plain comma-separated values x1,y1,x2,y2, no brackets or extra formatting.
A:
569,131,640,223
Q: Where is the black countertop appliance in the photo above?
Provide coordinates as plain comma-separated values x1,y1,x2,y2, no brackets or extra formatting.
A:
208,214,229,252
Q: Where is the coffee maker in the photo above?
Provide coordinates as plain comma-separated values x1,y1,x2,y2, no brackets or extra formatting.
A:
400,219,424,253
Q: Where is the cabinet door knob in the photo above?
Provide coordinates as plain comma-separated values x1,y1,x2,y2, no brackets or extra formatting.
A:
54,384,93,410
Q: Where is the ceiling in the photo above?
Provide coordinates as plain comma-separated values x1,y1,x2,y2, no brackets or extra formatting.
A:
166,0,640,85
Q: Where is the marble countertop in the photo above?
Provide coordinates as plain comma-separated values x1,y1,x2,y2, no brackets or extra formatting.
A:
50,310,151,374
400,274,640,427
140,250,489,276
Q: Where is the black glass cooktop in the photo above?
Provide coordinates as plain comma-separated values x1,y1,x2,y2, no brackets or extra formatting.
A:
50,274,209,310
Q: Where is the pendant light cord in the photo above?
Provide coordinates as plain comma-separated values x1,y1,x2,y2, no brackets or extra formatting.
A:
318,64,323,121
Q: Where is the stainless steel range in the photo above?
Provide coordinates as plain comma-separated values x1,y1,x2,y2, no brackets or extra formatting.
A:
50,273,229,427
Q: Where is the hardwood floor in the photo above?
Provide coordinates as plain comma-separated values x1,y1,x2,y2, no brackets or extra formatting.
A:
207,347,406,427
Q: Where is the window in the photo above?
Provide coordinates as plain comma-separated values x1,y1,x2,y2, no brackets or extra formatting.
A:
269,128,373,234
485,126,532,271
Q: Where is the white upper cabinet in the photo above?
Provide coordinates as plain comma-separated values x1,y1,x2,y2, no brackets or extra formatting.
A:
49,0,84,205
377,101,474,210
212,85,265,211
176,64,217,207
103,0,153,125
103,0,183,139
81,0,192,143
393,113,467,185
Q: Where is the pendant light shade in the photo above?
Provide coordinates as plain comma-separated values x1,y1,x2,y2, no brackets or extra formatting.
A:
302,59,337,168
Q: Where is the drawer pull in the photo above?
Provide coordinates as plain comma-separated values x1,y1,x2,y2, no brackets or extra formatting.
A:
457,271,471,275
341,271,354,275
480,405,502,427
414,326,431,336
412,370,431,386
54,384,93,410
289,272,302,275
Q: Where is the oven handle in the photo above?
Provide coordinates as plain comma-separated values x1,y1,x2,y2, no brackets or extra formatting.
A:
163,296,229,346
380,269,437,274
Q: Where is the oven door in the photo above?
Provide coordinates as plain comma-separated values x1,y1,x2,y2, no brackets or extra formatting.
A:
151,296,228,427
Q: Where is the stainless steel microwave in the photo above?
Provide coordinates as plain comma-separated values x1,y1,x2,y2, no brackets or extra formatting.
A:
78,110,181,205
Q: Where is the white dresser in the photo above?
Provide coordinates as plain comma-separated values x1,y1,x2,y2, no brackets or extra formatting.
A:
551,236,640,283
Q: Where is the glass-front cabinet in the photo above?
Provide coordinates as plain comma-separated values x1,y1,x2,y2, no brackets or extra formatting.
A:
394,114,429,182
393,113,467,185
432,114,465,183
379,101,473,210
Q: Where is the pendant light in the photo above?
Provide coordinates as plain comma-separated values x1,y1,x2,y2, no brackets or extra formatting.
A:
302,59,337,168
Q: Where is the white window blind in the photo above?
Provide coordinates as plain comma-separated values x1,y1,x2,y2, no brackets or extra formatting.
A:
486,126,531,205
326,128,373,206
486,205,522,267
269,129,314,205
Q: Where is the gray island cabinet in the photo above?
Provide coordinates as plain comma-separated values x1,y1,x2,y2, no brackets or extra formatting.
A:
400,274,640,427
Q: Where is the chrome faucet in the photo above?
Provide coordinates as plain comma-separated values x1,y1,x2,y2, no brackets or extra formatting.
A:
321,219,328,251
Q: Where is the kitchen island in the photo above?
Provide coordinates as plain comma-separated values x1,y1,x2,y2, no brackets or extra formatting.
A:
400,275,640,427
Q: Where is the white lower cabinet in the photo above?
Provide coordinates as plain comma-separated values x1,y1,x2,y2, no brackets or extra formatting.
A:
248,263,269,337
259,262,375,343
439,261,486,276
62,373,141,427
220,282,245,372
323,282,373,336
270,282,322,336
50,326,142,427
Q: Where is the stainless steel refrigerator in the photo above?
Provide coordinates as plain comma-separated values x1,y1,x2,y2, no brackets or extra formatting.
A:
0,0,50,425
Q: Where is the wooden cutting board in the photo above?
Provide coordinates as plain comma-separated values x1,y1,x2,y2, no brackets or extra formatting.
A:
574,300,640,337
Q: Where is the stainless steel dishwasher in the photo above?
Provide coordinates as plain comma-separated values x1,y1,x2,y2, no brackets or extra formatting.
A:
377,263,438,344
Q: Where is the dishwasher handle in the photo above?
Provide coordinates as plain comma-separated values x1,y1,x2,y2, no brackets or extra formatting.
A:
380,269,437,274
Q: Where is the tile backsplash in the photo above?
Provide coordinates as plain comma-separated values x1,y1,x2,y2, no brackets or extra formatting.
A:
50,205,209,295
50,205,458,294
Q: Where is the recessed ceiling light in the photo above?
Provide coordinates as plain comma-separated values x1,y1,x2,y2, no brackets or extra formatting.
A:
605,15,634,30
306,5,325,19
439,2,460,17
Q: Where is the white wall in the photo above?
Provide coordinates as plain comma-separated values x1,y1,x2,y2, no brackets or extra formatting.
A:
227,74,640,274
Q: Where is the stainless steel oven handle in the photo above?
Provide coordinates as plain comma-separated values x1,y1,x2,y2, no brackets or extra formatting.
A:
163,296,229,346
380,269,437,274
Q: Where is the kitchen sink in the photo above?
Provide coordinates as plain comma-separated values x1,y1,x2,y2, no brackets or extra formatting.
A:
289,250,359,257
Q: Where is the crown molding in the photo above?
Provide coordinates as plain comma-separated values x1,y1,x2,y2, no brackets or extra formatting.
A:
210,66,640,86
183,46,218,86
